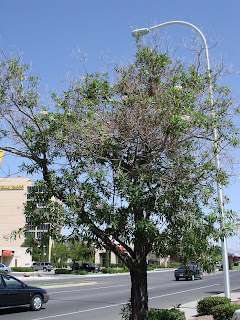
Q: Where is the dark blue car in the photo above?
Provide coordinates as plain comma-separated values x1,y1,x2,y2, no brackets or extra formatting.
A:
174,265,203,281
0,274,49,311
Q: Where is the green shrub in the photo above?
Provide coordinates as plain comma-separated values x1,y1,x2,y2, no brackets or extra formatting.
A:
55,268,72,274
11,267,34,272
168,262,181,269
55,268,88,275
120,302,185,320
147,264,160,271
197,296,231,315
0,270,8,274
72,270,88,275
234,262,239,266
101,267,126,274
211,303,240,320
120,299,132,320
114,263,130,272
149,308,186,320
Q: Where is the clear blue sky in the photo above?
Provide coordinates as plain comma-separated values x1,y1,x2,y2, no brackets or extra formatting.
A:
0,0,239,251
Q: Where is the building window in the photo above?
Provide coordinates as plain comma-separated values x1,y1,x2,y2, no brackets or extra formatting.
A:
37,232,43,239
26,224,35,230
37,224,49,231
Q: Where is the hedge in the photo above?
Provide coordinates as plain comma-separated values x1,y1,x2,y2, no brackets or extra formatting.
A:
54,268,88,275
55,269,72,274
11,267,34,272
101,267,126,274
196,296,231,315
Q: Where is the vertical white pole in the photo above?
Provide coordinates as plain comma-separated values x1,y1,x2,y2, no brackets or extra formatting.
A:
132,21,231,298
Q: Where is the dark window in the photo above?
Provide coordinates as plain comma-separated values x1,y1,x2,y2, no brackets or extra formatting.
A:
0,276,4,288
3,275,22,288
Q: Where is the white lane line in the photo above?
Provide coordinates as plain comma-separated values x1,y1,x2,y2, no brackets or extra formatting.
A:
31,283,220,320
30,303,123,320
49,284,127,294
149,283,220,300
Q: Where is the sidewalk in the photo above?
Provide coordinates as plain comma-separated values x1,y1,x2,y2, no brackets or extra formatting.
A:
179,290,240,319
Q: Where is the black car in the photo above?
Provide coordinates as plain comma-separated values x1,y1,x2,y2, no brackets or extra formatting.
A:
0,274,49,311
72,262,101,272
174,265,203,281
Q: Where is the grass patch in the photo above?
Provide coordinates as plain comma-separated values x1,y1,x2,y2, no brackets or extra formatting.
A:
232,265,240,270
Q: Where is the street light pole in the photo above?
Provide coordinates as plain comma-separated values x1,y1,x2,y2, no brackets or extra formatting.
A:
132,20,231,298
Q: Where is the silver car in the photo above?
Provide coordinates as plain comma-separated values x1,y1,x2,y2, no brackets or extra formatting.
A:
0,263,12,273
32,262,53,272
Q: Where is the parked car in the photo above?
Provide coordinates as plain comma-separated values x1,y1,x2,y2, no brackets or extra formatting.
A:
215,262,222,268
0,263,12,273
72,262,101,272
32,262,53,272
0,274,49,311
174,265,203,281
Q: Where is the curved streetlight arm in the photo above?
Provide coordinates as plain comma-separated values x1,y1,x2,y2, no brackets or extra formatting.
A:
133,21,210,69
132,20,230,298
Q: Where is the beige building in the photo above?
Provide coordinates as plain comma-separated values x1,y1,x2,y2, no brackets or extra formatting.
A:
94,247,170,267
0,177,32,267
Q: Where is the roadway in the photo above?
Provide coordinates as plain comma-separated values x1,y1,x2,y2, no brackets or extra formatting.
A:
0,269,240,320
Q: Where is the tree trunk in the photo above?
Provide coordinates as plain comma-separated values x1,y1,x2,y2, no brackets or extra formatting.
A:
130,263,148,320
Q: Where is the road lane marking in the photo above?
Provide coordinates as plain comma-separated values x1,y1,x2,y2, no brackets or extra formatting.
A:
30,303,123,320
149,283,220,300
49,284,127,294
31,283,221,320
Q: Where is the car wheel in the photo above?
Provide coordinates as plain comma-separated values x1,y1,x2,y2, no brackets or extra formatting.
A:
175,277,179,281
30,294,43,311
191,275,195,281
43,267,47,272
47,269,51,272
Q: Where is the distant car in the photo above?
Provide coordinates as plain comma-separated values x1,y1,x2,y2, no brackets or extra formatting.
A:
32,262,53,272
215,262,222,268
72,262,101,272
0,274,49,311
0,263,12,273
174,265,203,281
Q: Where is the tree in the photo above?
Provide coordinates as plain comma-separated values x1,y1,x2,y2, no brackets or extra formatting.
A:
0,43,239,319
21,234,42,262
21,233,49,262
51,242,69,268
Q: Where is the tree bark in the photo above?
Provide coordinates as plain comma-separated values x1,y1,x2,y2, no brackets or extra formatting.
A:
130,262,148,320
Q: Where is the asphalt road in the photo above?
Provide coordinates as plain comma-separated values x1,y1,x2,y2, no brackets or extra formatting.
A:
1,269,240,320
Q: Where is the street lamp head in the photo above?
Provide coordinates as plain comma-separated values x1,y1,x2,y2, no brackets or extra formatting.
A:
132,28,150,37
